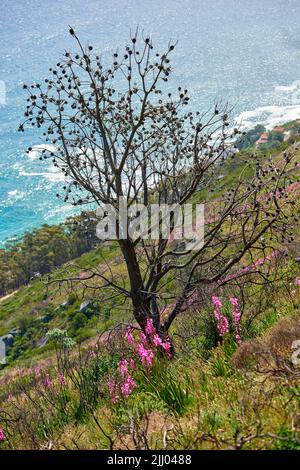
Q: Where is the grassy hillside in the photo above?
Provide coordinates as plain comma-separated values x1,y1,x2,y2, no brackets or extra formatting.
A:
0,137,300,450
0,242,127,365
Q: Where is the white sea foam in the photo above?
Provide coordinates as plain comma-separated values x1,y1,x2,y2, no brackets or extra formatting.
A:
235,104,300,130
44,204,74,220
274,80,300,95
19,170,65,183
235,79,300,130
1,189,27,208
7,189,26,202
11,162,24,171
27,144,56,160
274,84,298,93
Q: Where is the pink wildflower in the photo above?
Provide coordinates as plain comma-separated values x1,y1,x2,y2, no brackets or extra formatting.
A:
152,332,172,356
118,359,129,377
212,295,229,337
140,332,147,344
45,374,52,388
124,327,134,344
145,318,156,337
0,428,5,442
153,333,163,347
221,251,278,283
129,358,136,370
137,343,154,366
88,350,97,358
229,297,242,344
58,372,65,386
120,374,136,398
295,278,300,286
162,338,172,356
212,295,222,308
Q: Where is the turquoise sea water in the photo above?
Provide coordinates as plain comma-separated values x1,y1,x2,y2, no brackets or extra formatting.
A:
1,0,300,244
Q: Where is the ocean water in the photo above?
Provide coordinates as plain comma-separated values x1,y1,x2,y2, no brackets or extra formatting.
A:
1,0,300,244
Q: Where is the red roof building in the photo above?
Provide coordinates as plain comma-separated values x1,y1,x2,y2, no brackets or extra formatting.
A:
256,132,269,146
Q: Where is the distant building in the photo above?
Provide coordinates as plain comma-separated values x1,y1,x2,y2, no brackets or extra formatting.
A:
272,126,285,133
255,132,269,147
283,130,292,142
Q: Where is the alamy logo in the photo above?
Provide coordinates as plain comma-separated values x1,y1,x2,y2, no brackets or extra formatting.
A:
96,199,204,251
0,338,6,365
291,339,300,366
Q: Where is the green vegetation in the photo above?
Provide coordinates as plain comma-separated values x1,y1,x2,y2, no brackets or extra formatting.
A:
236,124,266,150
236,119,300,152
0,302,299,449
0,241,125,364
1,21,300,451
0,212,98,296
0,135,300,449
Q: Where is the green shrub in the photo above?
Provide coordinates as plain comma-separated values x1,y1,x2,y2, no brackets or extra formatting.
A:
142,366,193,416
71,312,88,331
210,353,233,378
155,378,192,415
202,410,224,432
275,425,300,450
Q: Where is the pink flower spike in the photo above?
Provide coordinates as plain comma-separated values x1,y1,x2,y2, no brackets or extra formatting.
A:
153,334,163,347
58,372,65,386
124,327,134,344
229,297,242,344
118,359,129,377
295,278,300,286
144,349,154,366
137,343,154,366
0,428,5,442
229,297,238,308
121,374,136,398
129,358,136,370
45,374,52,388
212,295,222,308
162,339,171,352
212,295,229,337
140,332,147,344
145,318,156,337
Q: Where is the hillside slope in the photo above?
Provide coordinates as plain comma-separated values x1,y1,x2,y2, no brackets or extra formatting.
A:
0,138,300,450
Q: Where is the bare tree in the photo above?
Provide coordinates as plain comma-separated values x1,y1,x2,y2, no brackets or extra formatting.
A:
19,28,299,347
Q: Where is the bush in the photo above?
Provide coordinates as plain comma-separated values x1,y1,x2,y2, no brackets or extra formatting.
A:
275,425,300,450
141,365,193,416
71,312,88,332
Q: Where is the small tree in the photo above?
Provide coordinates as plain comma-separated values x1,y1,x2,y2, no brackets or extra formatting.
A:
20,29,298,347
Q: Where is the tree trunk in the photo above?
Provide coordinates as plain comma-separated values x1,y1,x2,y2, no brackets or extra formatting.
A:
118,239,150,329
118,239,175,357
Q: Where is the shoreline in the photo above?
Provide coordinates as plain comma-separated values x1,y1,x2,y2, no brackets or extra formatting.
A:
1,113,300,247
